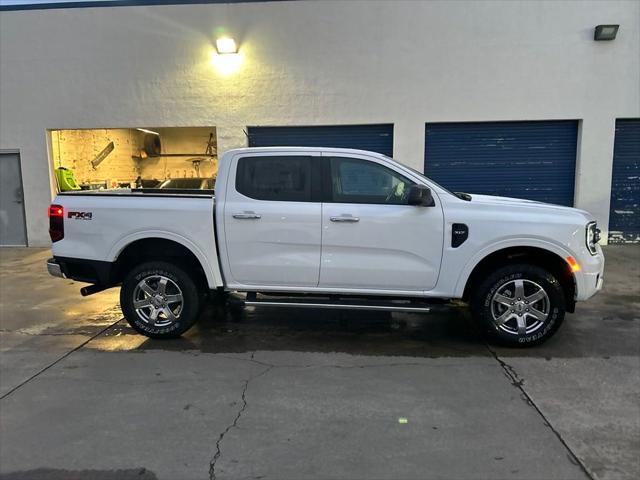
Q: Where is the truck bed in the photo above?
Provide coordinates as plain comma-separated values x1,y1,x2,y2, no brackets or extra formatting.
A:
51,190,223,288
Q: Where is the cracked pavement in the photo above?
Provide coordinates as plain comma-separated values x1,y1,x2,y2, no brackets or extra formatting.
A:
0,246,638,480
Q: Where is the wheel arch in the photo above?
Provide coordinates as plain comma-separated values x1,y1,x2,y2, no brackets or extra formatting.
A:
460,245,576,312
110,236,214,289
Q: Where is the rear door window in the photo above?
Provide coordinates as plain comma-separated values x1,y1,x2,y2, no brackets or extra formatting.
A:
236,156,312,202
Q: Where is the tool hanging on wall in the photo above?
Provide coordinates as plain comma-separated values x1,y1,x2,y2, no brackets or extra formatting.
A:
205,132,216,156
184,132,216,176
91,141,115,169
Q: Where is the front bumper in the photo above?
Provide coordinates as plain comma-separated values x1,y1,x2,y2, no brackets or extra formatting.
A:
575,249,605,301
46,258,65,278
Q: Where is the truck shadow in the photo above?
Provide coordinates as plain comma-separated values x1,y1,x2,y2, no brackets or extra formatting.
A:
98,245,639,360
131,301,491,358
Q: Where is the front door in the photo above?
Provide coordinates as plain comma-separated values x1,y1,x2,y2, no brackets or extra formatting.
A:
319,155,444,292
0,152,27,246
223,153,322,287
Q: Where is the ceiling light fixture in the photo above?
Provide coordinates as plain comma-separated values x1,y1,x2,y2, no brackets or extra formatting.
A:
136,128,160,136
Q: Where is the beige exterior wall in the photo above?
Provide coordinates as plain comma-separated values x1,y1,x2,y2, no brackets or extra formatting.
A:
1,0,639,246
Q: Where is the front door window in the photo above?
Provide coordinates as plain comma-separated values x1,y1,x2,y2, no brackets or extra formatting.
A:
329,157,414,205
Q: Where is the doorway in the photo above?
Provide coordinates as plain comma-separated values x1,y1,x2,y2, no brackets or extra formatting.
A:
0,152,28,246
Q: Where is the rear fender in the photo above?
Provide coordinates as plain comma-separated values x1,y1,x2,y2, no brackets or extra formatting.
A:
109,230,223,288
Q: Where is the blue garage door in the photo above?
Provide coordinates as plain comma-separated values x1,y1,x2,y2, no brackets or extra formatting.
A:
248,124,394,156
609,119,640,243
425,121,578,206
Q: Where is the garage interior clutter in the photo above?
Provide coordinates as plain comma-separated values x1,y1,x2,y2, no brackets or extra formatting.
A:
50,127,218,191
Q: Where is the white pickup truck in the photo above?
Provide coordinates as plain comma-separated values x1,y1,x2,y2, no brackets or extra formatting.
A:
47,147,604,346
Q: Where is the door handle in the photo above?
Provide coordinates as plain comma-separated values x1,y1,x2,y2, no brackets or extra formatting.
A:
233,212,261,219
330,216,359,223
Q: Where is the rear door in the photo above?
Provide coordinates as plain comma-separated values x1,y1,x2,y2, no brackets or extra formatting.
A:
223,152,322,287
319,154,444,292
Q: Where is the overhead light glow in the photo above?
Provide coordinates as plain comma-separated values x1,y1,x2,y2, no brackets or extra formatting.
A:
210,49,243,76
216,37,238,54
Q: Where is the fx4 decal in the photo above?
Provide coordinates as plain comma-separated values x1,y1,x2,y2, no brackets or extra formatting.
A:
68,211,93,220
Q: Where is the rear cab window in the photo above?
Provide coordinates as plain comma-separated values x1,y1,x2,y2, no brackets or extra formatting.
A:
236,156,313,202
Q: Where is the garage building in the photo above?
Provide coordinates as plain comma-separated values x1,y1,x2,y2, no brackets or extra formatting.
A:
0,0,638,246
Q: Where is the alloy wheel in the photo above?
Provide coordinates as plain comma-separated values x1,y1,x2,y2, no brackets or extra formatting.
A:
490,279,550,336
132,275,184,327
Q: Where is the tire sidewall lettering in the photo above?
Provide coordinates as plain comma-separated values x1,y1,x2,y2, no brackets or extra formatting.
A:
475,265,565,346
121,261,200,339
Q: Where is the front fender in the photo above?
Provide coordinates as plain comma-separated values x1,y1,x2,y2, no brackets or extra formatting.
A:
453,236,577,298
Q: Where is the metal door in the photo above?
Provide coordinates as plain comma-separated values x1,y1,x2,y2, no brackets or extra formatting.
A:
0,152,27,246
248,124,394,156
425,121,578,206
609,119,640,243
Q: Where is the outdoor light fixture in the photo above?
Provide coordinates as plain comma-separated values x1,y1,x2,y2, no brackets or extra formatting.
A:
216,37,238,54
594,25,619,41
211,37,242,76
210,35,242,75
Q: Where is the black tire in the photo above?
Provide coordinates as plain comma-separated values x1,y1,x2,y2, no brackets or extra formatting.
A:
120,261,201,339
471,264,566,347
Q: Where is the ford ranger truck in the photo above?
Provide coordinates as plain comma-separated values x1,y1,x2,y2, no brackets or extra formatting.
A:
46,147,604,346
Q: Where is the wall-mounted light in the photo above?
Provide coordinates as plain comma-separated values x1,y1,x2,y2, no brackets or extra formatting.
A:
594,24,619,41
211,36,242,76
216,37,238,54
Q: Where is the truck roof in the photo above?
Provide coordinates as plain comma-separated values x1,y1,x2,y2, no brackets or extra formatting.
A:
222,146,386,157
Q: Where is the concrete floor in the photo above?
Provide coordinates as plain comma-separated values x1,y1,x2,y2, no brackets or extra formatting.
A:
0,246,638,480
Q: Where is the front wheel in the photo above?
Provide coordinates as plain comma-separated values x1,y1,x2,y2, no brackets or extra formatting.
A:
471,264,566,346
120,261,202,338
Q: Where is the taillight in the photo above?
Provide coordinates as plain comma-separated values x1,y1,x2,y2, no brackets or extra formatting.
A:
48,204,64,242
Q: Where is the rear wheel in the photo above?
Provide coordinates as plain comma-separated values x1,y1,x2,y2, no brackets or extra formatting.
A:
121,261,201,338
471,264,566,346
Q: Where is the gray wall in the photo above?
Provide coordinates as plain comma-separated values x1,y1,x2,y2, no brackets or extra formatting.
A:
1,0,638,246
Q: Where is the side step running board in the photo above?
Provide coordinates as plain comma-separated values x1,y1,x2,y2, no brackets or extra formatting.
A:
243,297,431,313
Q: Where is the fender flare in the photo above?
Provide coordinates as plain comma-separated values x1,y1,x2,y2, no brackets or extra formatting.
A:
108,230,222,288
453,237,576,297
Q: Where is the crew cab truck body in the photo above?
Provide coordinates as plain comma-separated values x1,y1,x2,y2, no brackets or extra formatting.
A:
47,147,604,346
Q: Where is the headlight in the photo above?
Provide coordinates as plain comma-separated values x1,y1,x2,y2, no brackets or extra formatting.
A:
586,221,600,255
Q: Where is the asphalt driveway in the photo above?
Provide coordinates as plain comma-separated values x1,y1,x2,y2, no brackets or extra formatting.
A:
0,246,638,480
